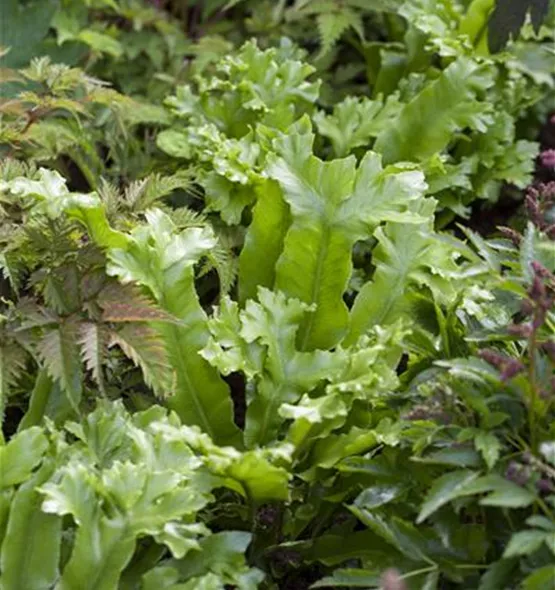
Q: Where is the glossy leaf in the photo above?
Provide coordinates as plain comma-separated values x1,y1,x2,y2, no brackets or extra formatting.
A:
238,179,290,303
503,530,548,557
0,462,62,590
374,58,494,164
346,202,460,344
522,565,555,590
0,427,48,489
203,288,346,446
417,469,480,523
268,133,428,350
314,94,402,157
106,209,241,447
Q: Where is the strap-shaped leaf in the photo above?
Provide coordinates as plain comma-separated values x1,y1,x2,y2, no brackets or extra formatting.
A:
0,427,47,489
238,179,290,303
314,94,403,157
0,462,62,590
203,288,345,446
4,171,240,444
37,405,215,589
374,58,494,164
107,209,241,447
17,370,58,431
173,422,291,501
347,212,446,345
268,134,428,350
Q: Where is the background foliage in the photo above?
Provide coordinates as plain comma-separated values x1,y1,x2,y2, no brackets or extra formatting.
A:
1,1,554,589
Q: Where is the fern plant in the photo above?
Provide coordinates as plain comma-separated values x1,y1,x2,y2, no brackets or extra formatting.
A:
0,3,554,589
156,24,553,229
0,162,240,434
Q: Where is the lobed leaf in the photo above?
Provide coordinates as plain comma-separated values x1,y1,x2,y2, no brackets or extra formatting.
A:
374,58,494,164
106,209,241,446
269,134,428,350
0,462,62,590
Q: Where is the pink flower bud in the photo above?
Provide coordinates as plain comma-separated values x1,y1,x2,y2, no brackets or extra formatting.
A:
540,149,555,168
380,569,407,590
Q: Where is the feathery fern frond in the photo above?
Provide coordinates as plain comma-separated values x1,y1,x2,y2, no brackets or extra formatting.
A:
109,324,171,397
200,237,238,297
78,321,108,395
98,283,177,324
317,7,363,56
123,172,196,212
170,206,209,228
141,172,195,209
97,178,121,220
0,338,29,422
0,252,24,294
37,320,83,411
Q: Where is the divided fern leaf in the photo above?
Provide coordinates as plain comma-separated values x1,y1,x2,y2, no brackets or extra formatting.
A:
317,8,363,56
266,131,428,350
37,321,83,412
78,322,108,395
98,283,176,324
109,324,171,398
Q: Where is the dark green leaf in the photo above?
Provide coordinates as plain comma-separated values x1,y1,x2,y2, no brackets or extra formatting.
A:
417,470,480,523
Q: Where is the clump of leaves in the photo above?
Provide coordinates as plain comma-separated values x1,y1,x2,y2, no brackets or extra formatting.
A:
0,400,270,588
0,163,237,433
0,56,169,187
157,38,320,224
1,3,555,590
309,172,555,590
2,0,192,99
156,24,554,228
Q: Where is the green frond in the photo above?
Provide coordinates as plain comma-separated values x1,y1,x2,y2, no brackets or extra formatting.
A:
0,252,24,294
140,172,195,209
97,178,121,219
317,7,363,56
124,172,196,212
0,159,38,182
201,239,238,297
37,321,83,411
0,339,29,422
170,206,209,229
109,324,171,398
98,283,177,324
78,322,108,395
